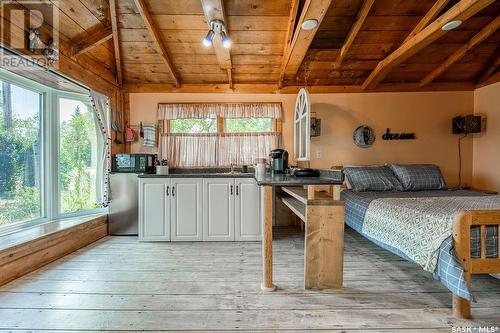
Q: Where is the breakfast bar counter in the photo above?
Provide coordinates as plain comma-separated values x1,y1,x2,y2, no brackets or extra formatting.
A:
254,171,345,292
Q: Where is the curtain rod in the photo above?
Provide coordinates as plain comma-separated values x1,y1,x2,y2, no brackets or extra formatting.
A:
0,44,91,93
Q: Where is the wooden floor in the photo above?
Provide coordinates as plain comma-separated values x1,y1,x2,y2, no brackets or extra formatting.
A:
0,227,499,332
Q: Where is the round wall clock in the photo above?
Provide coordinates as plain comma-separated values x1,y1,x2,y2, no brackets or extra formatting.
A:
353,125,375,148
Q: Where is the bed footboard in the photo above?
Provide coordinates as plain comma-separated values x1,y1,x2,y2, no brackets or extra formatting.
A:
452,210,500,319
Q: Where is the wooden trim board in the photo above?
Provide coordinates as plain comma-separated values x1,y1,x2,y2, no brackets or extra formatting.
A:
0,215,108,286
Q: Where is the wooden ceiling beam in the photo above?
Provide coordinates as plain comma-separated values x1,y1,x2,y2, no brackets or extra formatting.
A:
134,0,181,87
123,82,474,94
334,0,375,69
362,0,496,90
201,0,233,88
477,51,500,84
403,0,450,43
109,0,123,86
279,0,333,84
72,26,113,57
420,15,500,87
476,70,500,88
278,0,300,88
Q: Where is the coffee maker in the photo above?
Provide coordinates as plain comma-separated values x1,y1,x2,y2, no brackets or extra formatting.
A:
269,149,289,174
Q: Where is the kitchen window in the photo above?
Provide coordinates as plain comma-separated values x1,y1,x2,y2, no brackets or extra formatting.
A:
224,118,273,133
170,117,217,133
158,103,282,168
0,70,107,233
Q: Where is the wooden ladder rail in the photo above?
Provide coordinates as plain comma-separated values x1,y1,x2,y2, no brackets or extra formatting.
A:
452,210,500,319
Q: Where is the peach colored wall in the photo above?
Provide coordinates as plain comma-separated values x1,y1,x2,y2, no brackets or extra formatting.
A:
129,90,474,186
473,81,500,192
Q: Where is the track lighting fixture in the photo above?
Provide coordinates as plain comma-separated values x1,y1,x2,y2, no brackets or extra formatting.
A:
203,29,215,47
202,19,231,49
220,31,231,48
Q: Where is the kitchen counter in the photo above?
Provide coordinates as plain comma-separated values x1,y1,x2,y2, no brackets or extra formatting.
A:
138,168,344,184
254,172,343,186
139,173,254,178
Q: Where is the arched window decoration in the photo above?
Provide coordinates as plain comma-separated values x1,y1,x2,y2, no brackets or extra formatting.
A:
294,88,310,161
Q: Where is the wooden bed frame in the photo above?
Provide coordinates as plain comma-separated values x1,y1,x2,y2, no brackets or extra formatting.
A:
453,210,500,319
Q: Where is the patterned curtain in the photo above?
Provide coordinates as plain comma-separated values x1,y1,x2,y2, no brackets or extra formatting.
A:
162,133,279,167
158,103,282,120
90,91,111,207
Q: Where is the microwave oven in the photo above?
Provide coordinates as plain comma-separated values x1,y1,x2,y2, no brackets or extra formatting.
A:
112,154,157,173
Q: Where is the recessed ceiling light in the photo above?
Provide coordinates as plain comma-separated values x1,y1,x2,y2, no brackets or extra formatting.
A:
442,20,462,31
301,19,318,30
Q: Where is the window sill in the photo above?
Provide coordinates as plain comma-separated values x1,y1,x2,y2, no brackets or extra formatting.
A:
0,214,107,252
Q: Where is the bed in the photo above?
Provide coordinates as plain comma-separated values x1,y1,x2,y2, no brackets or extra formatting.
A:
341,188,500,319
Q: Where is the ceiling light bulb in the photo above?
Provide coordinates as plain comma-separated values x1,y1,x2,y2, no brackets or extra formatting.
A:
301,19,318,30
441,20,462,31
221,31,231,48
202,30,215,47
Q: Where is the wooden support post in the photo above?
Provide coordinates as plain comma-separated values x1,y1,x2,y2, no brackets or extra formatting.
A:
452,211,472,319
305,202,344,289
307,185,316,200
261,186,276,291
452,272,472,319
331,185,341,201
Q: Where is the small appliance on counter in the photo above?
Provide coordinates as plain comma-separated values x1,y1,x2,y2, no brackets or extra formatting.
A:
112,153,157,173
269,149,289,174
156,159,169,175
286,167,320,177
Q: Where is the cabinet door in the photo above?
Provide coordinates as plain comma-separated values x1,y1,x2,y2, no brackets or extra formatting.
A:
171,178,203,241
139,179,171,241
235,178,261,241
203,178,235,241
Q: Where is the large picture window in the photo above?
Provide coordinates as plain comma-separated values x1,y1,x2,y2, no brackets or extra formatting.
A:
59,98,99,214
0,80,42,227
0,70,107,232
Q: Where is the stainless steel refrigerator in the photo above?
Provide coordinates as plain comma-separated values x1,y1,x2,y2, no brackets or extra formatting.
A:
108,173,139,235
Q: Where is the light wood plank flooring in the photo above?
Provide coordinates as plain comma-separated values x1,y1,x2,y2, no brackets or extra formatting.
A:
0,227,499,332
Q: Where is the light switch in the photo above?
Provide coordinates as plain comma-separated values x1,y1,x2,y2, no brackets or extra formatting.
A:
316,150,321,159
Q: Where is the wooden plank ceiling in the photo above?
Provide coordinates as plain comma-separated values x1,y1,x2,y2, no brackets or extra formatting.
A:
5,0,500,92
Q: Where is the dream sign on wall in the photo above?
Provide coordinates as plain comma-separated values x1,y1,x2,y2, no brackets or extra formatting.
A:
382,128,416,140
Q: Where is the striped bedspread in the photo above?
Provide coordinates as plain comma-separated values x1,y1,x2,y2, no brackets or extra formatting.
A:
341,190,500,301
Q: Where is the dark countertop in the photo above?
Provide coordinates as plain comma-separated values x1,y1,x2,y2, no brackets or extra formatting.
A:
254,171,344,186
136,168,344,185
139,173,254,178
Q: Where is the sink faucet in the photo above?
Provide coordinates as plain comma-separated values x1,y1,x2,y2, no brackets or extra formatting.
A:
230,163,235,174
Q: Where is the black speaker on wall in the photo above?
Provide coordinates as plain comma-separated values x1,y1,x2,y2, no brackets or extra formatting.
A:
452,115,482,134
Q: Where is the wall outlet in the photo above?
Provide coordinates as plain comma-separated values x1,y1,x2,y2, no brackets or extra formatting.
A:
316,150,321,159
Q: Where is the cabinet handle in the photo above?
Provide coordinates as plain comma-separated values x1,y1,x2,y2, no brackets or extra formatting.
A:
166,186,170,196
230,185,233,195
172,186,175,196
236,185,239,196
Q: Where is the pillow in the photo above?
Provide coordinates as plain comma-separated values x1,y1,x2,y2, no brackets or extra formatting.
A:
387,164,447,191
343,166,403,192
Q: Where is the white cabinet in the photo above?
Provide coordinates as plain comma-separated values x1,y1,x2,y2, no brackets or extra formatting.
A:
235,178,261,241
139,177,261,242
139,179,171,241
203,178,235,241
171,178,203,241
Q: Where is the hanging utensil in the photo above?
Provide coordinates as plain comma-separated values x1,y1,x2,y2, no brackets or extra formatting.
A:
111,107,120,133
